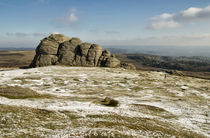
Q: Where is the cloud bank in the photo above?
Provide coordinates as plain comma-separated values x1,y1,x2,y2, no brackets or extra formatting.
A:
97,34,210,46
147,5,210,30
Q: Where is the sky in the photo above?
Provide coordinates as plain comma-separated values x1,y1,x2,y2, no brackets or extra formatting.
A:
1,0,210,48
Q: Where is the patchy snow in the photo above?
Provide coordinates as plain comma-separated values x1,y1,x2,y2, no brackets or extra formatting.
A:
0,66,209,137
181,86,189,90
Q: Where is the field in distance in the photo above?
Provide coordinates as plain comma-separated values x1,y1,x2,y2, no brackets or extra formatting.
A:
0,50,35,69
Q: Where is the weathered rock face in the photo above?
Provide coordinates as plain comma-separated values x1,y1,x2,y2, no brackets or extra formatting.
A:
37,34,71,55
30,34,128,68
86,44,103,66
57,38,82,66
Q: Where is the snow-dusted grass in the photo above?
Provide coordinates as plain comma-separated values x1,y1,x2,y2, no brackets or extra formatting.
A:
0,66,209,137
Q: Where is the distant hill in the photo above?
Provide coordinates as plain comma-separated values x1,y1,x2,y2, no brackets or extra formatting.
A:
0,47,35,51
104,45,210,57
1,45,210,57
116,53,210,72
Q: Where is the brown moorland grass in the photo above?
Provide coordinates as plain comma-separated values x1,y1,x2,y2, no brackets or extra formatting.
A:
0,86,54,99
0,104,69,137
85,114,205,138
0,104,206,138
0,50,35,68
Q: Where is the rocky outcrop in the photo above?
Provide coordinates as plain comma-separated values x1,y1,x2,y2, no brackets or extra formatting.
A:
30,34,71,67
30,34,134,69
120,62,136,70
165,70,184,76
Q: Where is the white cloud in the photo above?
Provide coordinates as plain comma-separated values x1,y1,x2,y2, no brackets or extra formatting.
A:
6,32,28,37
148,5,210,30
6,32,47,37
147,20,180,30
67,8,78,23
51,32,60,34
175,6,210,22
32,32,47,37
151,13,174,20
181,7,202,16
53,8,79,27
105,31,120,35
161,13,173,19
68,13,78,23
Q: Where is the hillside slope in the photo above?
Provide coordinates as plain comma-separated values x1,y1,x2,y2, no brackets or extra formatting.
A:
0,66,209,137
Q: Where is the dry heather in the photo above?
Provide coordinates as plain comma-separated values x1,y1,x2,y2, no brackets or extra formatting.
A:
0,66,209,137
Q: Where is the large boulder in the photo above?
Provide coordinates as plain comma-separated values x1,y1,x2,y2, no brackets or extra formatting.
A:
86,44,103,66
30,34,135,69
104,57,121,68
37,34,71,55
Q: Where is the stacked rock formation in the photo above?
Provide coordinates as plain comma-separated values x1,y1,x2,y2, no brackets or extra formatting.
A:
30,34,124,68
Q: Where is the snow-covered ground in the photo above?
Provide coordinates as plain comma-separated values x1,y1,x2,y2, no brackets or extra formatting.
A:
0,66,209,137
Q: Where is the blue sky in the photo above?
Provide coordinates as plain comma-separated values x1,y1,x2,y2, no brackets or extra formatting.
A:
1,0,210,48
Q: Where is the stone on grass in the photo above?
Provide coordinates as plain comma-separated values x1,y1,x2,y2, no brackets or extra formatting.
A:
120,62,136,70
